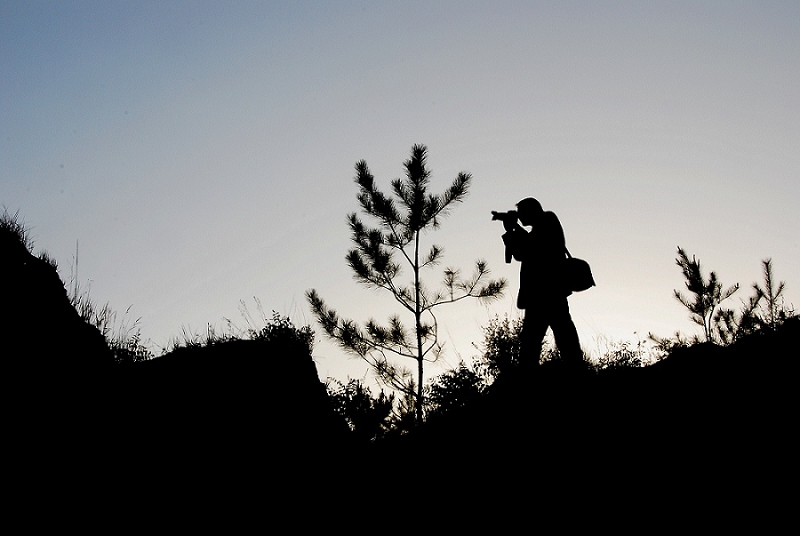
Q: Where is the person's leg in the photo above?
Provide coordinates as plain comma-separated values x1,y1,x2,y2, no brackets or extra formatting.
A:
550,297,583,367
520,308,548,372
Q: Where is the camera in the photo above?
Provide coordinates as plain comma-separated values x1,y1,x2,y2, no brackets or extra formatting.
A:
491,210,518,222
492,210,518,264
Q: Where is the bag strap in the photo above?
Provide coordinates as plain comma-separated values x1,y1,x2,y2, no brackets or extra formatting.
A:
565,247,573,259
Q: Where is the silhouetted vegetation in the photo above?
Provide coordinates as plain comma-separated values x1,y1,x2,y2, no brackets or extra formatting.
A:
672,246,740,343
3,208,115,372
4,204,797,502
651,246,795,350
307,144,506,423
1,208,153,365
326,378,396,441
169,298,314,356
716,258,791,342
478,314,524,378
424,360,488,421
69,282,154,364
1,207,35,254
476,314,563,377
591,336,656,369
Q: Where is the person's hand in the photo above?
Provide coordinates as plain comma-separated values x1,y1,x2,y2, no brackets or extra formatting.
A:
503,211,518,231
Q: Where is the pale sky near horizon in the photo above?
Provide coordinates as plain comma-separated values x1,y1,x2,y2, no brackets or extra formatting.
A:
3,1,798,385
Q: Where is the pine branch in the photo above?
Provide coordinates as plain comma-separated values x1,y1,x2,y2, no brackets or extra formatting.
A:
426,260,507,311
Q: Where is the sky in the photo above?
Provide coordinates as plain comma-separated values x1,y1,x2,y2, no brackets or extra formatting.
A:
3,1,799,385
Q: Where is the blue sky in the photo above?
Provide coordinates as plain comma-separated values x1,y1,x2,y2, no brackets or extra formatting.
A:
3,1,798,382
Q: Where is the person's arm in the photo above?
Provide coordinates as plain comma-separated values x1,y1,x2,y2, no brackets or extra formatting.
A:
502,226,529,263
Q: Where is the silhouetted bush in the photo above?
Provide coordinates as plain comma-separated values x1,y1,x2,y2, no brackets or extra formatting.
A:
475,314,565,380
424,361,487,420
326,378,395,442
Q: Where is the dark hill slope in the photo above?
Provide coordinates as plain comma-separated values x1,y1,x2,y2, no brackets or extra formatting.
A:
3,222,349,489
371,318,798,498
12,337,350,497
2,220,114,374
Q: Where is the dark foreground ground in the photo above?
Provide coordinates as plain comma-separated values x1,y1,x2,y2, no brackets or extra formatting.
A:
8,319,796,520
4,214,794,524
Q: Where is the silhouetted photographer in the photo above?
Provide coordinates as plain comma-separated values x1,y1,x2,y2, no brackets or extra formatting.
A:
494,197,589,374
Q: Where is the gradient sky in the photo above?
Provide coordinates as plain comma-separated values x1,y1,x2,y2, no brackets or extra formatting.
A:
3,1,798,384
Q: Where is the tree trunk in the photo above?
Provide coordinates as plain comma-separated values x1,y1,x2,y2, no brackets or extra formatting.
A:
414,230,424,423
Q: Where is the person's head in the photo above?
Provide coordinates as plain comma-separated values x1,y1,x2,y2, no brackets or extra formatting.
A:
515,197,543,226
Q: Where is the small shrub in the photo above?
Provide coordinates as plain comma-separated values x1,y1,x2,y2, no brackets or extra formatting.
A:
326,377,395,442
425,361,487,419
475,314,560,380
